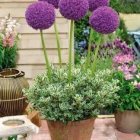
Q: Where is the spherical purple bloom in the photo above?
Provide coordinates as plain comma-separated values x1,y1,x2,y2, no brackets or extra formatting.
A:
88,0,109,12
59,0,89,21
25,1,55,30
89,6,120,34
38,0,59,9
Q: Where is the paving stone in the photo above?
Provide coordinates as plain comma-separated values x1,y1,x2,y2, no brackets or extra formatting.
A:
28,118,140,140
115,130,140,140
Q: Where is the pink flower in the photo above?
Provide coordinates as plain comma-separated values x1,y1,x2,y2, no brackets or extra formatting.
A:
124,73,134,80
129,65,137,73
133,81,140,90
2,35,15,47
117,64,136,74
113,53,134,64
136,83,140,90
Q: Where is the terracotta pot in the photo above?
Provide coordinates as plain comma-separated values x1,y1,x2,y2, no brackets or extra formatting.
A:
0,68,29,116
47,118,95,140
115,111,140,133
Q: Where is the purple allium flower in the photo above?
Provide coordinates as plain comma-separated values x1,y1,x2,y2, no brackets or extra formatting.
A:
89,6,120,34
88,0,109,12
59,0,89,21
25,1,55,30
38,0,59,9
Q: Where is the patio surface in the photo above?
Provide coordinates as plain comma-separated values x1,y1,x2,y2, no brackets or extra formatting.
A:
30,118,140,140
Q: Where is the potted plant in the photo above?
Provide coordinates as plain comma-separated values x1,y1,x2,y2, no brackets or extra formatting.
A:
24,0,120,139
112,48,140,133
0,14,29,116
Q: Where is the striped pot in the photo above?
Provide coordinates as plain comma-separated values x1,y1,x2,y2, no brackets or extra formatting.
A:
0,68,29,116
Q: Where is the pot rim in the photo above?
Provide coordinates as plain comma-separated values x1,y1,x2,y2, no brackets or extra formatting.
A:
0,68,25,78
0,96,27,102
115,110,140,113
47,117,96,124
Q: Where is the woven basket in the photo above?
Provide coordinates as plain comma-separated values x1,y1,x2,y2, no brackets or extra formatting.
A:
0,97,28,117
0,68,29,116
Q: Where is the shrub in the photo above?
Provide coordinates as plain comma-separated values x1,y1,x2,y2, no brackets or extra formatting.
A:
24,67,120,123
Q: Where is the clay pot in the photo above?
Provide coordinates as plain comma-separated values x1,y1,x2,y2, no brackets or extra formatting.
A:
115,111,140,133
47,118,95,140
0,68,29,116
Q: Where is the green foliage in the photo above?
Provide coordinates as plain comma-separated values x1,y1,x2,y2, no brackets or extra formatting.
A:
75,14,89,43
96,58,113,71
110,0,140,13
0,43,17,70
112,71,140,111
136,129,140,136
24,67,119,123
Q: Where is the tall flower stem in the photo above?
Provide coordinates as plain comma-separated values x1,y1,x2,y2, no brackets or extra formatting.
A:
92,37,102,75
85,28,94,69
40,30,51,80
54,21,62,67
68,20,74,83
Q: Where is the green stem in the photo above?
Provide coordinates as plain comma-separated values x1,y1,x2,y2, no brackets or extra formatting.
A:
92,38,102,75
85,28,94,69
54,22,62,67
68,20,74,83
40,30,51,80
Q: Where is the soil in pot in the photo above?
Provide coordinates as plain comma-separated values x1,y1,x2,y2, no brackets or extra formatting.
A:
47,118,95,140
115,111,140,133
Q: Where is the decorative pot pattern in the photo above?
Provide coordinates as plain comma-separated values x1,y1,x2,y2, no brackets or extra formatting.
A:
0,68,29,116
47,118,95,140
115,111,140,133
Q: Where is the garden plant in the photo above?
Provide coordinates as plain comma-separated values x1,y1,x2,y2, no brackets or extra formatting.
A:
0,14,20,70
111,44,140,133
24,0,121,139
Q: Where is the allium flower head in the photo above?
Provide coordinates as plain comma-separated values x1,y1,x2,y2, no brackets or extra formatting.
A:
88,0,109,12
38,0,59,9
59,0,89,21
89,6,120,34
25,1,55,30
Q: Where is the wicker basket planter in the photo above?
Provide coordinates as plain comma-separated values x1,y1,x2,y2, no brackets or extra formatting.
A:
0,68,29,116
115,111,140,133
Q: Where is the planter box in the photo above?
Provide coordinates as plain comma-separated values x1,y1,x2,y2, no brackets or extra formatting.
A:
120,14,140,31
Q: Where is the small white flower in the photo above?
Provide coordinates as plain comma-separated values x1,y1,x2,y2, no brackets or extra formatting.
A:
133,81,138,86
18,34,22,39
136,73,140,79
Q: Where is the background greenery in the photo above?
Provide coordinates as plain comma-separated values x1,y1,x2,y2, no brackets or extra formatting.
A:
110,0,140,13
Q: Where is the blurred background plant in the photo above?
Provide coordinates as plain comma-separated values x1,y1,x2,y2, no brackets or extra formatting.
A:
110,51,140,112
74,0,140,67
74,17,132,69
110,0,140,13
0,14,20,70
